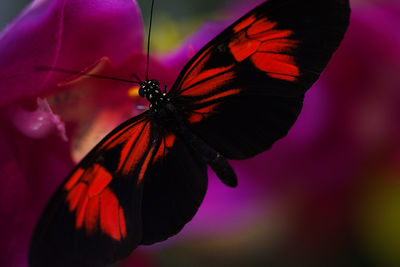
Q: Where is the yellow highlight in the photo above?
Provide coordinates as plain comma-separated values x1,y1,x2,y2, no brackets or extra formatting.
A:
128,86,140,99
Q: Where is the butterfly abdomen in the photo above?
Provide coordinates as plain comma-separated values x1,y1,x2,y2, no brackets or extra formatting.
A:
173,122,238,187
152,100,237,187
208,154,237,187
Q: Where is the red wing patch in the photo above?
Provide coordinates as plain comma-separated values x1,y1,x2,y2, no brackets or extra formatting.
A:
64,164,127,241
61,116,159,241
153,133,176,162
188,104,219,124
181,68,236,96
116,121,150,175
229,15,300,82
60,116,177,242
233,15,257,33
136,133,176,185
100,117,146,150
181,65,234,93
176,60,241,124
187,88,241,124
169,15,302,126
178,63,240,124
180,47,213,90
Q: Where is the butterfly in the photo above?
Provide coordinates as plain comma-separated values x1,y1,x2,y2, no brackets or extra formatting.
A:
29,0,350,266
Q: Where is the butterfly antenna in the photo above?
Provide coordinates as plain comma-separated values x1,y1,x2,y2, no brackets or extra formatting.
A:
131,72,143,83
36,66,141,84
146,0,155,81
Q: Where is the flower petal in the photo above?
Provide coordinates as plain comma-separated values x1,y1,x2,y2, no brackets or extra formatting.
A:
0,118,75,266
158,20,230,79
0,0,144,107
10,97,67,141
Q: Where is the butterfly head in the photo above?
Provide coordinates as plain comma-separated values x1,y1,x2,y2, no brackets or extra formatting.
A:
139,79,168,111
139,80,159,97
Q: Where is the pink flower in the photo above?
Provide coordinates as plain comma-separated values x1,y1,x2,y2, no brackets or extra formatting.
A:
0,0,150,265
0,0,248,265
132,1,400,266
4,0,400,266
0,0,342,265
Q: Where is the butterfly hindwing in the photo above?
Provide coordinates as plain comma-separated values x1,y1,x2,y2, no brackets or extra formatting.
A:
169,0,350,159
140,132,208,245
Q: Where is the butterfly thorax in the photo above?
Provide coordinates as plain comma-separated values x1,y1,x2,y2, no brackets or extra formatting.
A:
139,80,169,112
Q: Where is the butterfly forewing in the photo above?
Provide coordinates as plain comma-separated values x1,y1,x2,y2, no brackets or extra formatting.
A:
169,0,350,159
29,114,148,266
29,114,208,266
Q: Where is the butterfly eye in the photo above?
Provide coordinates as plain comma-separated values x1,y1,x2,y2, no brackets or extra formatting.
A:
138,84,146,97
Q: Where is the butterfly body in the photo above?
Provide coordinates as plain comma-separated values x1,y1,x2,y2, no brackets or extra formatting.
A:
139,79,238,187
29,0,351,266
138,79,168,111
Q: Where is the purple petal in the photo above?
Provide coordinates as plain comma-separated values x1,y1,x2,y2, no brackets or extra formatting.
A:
321,2,400,152
158,20,231,79
0,0,143,107
10,97,67,141
0,121,74,266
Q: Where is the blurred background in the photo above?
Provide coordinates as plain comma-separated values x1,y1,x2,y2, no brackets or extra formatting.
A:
1,0,400,266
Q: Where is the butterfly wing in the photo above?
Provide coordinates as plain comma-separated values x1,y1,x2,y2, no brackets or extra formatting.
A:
168,0,350,159
140,133,207,245
30,0,350,265
29,112,208,266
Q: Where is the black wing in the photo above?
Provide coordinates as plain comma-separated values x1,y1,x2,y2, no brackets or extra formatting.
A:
29,113,207,266
168,0,350,159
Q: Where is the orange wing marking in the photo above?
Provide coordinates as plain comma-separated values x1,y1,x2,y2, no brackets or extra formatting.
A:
252,53,299,81
228,33,259,61
233,15,257,33
64,164,127,241
251,30,294,41
181,65,234,91
64,168,84,190
87,165,113,197
179,47,212,89
137,146,156,185
66,183,86,211
181,70,236,96
188,88,240,124
197,88,241,105
247,16,276,36
100,189,125,241
189,103,219,124
117,122,150,175
153,134,176,162
100,118,145,150
84,197,100,235
229,17,300,82
137,133,176,186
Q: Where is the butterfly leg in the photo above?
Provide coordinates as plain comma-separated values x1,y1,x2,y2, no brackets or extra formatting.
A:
136,105,148,110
